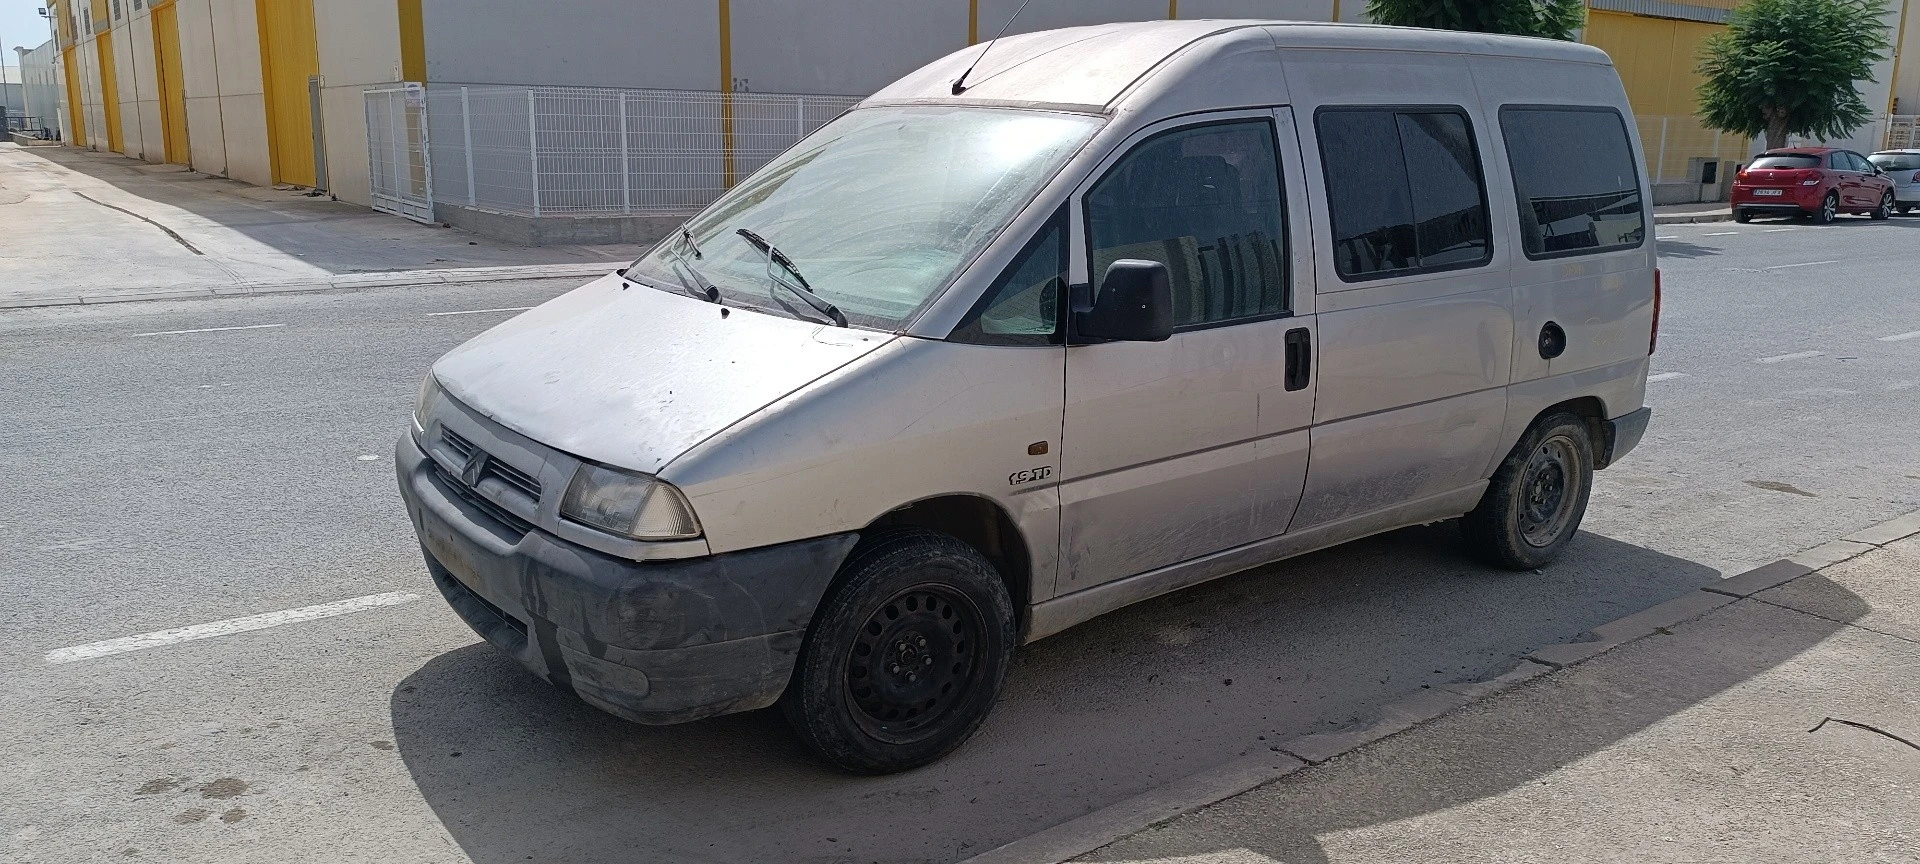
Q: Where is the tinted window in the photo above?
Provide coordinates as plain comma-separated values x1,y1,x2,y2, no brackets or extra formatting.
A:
1086,120,1288,328
1317,108,1491,279
1870,153,1920,171
1749,154,1822,169
1848,152,1875,172
1500,107,1645,258
952,209,1065,345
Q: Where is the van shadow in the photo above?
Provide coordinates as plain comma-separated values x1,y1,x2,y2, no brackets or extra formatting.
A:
391,523,1730,864
16,147,639,275
1078,571,1869,864
1655,238,1721,259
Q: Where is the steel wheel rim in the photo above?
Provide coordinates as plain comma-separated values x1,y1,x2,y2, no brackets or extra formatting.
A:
843,582,987,745
1517,434,1583,548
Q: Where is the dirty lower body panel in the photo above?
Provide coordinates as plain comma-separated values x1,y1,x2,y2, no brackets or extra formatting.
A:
396,434,858,725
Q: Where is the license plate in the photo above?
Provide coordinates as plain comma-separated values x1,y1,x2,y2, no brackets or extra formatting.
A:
1754,189,1784,196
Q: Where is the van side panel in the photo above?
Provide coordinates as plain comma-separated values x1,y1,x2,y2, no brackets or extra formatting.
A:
1470,55,1655,460
1282,49,1516,531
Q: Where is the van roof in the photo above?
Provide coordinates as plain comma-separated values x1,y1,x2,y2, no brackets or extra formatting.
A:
866,20,1614,114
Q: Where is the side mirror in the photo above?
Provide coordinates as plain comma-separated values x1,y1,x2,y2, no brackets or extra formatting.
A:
1075,259,1173,343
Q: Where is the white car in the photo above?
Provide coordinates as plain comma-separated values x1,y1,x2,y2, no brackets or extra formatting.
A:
1869,149,1920,214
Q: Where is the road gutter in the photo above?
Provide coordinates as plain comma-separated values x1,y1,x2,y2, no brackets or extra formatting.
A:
959,508,1920,864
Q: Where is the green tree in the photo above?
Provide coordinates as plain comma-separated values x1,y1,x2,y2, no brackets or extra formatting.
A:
1698,0,1892,150
1365,0,1586,41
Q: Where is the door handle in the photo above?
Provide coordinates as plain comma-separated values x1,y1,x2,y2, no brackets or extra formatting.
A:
1284,327,1311,391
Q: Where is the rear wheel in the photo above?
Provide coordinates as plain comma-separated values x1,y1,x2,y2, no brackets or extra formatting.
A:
1810,191,1839,224
781,528,1015,774
1872,191,1894,220
1734,208,1753,223
1462,412,1594,570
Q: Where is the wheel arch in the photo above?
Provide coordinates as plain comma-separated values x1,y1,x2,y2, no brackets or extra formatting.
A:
1532,396,1612,467
864,494,1035,636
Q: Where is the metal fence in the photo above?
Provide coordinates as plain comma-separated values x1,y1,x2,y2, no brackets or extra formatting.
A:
1881,115,1919,150
423,84,860,217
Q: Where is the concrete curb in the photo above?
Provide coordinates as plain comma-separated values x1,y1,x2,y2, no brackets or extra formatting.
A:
0,262,625,310
957,508,1920,864
1653,211,1734,225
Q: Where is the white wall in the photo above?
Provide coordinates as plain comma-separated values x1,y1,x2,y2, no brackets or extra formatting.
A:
421,0,1342,96
208,0,269,186
1894,0,1920,116
314,0,405,205
175,0,229,174
19,41,67,137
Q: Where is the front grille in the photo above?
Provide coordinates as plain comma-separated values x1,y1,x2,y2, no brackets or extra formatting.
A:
484,460,543,501
441,427,476,459
440,426,543,501
434,465,535,537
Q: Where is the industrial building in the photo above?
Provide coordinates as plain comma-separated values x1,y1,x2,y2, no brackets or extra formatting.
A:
34,0,1920,220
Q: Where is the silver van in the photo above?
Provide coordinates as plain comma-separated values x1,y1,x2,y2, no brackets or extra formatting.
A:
398,20,1657,773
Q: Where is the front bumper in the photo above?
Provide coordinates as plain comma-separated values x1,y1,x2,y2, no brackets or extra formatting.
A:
1597,406,1653,469
396,433,858,725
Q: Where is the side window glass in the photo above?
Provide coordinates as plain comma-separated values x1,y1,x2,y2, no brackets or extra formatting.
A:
1085,120,1288,328
1851,152,1875,172
951,208,1065,345
1316,108,1492,280
1830,152,1849,170
1500,107,1646,258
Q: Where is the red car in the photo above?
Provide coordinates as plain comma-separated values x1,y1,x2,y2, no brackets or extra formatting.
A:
1731,147,1896,224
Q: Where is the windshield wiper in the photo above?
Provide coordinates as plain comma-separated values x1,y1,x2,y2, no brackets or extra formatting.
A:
665,232,722,305
735,228,847,327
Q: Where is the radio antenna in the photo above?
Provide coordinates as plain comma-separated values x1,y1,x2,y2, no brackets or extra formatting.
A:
953,0,1037,95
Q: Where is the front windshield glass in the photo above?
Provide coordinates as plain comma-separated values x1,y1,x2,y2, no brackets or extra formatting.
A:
629,106,1103,329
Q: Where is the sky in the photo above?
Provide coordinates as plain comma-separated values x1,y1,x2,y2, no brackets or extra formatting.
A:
2,0,56,65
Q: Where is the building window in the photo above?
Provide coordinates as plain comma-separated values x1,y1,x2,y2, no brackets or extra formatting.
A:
1499,107,1645,259
1315,107,1493,281
111,0,122,21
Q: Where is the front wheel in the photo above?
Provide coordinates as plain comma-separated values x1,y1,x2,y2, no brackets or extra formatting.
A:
1462,412,1595,570
1872,191,1894,220
781,528,1015,774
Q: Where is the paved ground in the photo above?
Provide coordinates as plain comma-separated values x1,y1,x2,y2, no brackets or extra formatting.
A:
1080,534,1920,864
1,208,1917,862
0,143,639,305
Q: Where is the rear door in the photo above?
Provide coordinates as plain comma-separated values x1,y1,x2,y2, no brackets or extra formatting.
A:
1056,109,1316,593
1831,151,1866,207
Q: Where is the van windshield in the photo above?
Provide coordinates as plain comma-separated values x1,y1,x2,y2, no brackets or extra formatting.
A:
628,106,1103,330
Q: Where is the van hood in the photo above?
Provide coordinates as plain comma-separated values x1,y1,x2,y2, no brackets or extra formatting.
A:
432,274,893,474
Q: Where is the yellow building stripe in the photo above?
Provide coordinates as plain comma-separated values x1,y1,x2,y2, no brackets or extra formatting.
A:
1332,0,1343,22
969,0,979,44
399,0,426,83
1169,0,1178,18
719,0,735,187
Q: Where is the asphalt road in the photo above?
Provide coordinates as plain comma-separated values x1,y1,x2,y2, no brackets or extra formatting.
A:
2,215,1917,864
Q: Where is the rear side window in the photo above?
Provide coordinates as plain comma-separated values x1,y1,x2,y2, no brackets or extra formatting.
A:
1316,107,1492,281
1871,153,1920,171
1500,107,1645,258
1748,154,1822,169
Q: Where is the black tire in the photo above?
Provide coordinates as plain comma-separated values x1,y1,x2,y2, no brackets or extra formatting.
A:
1734,208,1753,223
781,528,1015,774
1872,191,1894,221
1462,412,1595,570
1809,191,1839,224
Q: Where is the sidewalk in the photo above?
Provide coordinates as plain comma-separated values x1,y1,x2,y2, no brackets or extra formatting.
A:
0,143,641,308
973,513,1920,864
1653,201,1733,225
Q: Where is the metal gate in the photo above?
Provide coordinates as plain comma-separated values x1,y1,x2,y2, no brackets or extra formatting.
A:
366,84,434,223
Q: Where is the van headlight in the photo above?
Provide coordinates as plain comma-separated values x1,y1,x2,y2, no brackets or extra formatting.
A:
414,374,446,433
560,463,702,541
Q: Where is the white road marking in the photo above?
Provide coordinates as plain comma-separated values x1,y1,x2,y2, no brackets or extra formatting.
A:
45,592,421,664
1763,228,1800,233
1757,350,1824,364
1878,330,1920,342
1646,372,1688,382
356,454,379,462
1763,260,1838,270
1657,235,1679,241
132,323,286,337
425,306,535,317
1703,231,1738,236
